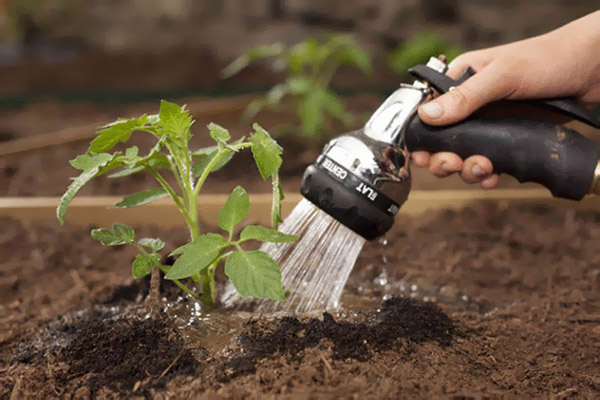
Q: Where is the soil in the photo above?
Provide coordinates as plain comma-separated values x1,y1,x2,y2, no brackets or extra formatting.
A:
1,203,600,398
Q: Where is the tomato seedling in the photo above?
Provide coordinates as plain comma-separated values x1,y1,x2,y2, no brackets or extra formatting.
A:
222,34,372,143
57,100,297,309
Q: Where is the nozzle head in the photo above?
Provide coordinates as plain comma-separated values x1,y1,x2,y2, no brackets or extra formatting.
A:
301,162,398,240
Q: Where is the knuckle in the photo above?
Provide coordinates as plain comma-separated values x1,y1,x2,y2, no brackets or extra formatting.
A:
447,85,471,111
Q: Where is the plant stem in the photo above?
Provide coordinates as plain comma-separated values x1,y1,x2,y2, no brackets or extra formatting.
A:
193,144,252,197
146,166,194,229
149,266,161,312
156,265,201,300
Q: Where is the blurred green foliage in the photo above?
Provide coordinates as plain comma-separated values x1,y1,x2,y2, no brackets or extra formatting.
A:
222,35,372,143
388,31,463,75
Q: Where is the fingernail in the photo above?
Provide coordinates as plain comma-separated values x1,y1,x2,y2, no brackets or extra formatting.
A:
442,162,453,172
472,165,485,177
421,102,443,119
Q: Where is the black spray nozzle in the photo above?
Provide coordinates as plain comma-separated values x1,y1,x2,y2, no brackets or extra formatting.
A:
300,157,400,241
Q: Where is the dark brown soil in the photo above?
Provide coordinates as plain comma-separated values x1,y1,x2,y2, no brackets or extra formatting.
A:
59,315,205,394
218,297,458,383
2,204,600,398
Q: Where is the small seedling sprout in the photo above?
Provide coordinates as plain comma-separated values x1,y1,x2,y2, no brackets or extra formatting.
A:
57,100,298,309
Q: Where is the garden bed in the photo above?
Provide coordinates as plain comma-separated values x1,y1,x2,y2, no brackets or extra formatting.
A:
1,199,599,398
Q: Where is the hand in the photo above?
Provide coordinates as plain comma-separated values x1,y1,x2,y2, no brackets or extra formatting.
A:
413,10,600,189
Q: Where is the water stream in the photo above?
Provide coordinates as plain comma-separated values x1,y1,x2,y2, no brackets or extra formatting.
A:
221,199,366,314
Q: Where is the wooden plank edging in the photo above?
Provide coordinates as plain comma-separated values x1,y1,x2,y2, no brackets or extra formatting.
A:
0,189,598,227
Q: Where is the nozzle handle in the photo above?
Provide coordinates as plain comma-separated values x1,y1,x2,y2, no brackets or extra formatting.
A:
405,116,599,200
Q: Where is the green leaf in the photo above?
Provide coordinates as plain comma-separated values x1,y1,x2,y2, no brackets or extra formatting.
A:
89,116,149,153
110,188,168,209
219,186,249,235
108,154,170,178
70,153,113,171
91,223,135,246
225,250,285,302
58,153,117,225
138,238,165,252
249,123,282,180
166,233,228,280
240,225,298,243
132,253,161,279
208,122,230,145
159,100,193,138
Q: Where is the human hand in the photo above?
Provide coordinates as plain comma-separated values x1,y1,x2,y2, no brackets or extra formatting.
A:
412,10,600,189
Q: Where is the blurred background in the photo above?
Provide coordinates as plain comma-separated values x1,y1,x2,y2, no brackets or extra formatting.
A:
1,0,599,197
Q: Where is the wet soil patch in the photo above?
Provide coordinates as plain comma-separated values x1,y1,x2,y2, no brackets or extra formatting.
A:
219,297,459,382
58,315,205,394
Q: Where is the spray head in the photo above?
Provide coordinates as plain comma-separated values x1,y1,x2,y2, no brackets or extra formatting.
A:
301,57,447,240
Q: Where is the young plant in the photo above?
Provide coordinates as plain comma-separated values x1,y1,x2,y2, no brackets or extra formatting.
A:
57,100,298,309
388,31,463,75
222,35,372,143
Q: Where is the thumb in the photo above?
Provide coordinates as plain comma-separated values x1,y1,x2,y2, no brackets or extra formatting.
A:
418,63,517,126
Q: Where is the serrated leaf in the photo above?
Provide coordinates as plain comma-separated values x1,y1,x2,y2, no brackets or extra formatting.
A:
89,116,149,153
69,153,113,171
165,233,228,279
91,223,135,246
240,225,298,243
208,122,230,145
225,250,285,302
159,100,193,138
219,186,249,235
132,253,161,279
110,188,168,209
249,123,282,180
138,238,165,252
58,153,117,225
108,154,170,178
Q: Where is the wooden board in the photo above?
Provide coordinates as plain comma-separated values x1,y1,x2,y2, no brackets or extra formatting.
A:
1,189,598,227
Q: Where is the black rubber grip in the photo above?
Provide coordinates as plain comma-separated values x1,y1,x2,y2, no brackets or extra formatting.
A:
406,116,599,200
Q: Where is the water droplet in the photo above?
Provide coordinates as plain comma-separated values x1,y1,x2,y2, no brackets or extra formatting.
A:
411,284,418,292
375,270,388,286
379,237,388,246
382,254,388,264
461,294,469,302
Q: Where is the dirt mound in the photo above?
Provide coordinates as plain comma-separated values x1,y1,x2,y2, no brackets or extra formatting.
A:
59,316,204,394
218,297,458,382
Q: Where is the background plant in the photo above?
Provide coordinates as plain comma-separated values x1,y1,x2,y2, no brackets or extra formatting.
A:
57,100,297,309
388,31,463,75
222,34,372,143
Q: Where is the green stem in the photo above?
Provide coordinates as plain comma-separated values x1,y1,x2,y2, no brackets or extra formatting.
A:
157,265,201,300
146,166,194,229
193,144,252,197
